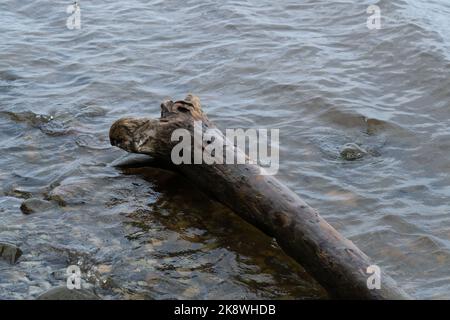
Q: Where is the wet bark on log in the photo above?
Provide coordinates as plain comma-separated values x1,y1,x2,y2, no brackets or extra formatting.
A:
109,94,410,300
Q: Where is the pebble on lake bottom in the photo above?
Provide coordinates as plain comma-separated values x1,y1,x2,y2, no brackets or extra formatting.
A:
36,286,100,300
0,242,22,264
20,198,55,215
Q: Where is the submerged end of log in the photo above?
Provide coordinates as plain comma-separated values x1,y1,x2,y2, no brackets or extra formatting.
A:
109,94,411,300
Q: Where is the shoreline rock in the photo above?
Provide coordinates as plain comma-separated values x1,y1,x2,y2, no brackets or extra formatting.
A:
37,286,100,300
340,143,368,161
0,242,22,264
20,198,54,214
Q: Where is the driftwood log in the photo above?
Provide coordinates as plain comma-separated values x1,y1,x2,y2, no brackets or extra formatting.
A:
109,94,410,299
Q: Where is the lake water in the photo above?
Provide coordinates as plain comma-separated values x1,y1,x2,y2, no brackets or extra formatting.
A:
1,0,450,299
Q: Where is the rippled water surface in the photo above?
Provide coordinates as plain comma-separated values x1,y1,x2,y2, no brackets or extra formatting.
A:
1,0,450,299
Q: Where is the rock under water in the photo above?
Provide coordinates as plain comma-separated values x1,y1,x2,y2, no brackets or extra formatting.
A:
37,286,100,300
0,242,22,264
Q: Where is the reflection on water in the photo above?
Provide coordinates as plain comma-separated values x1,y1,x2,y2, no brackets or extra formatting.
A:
1,0,450,299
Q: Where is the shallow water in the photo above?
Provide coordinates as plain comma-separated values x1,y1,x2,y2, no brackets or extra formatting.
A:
1,0,450,299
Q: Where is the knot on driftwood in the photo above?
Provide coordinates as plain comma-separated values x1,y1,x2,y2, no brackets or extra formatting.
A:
160,94,204,120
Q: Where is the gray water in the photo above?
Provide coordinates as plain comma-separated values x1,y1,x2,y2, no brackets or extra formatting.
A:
1,0,450,299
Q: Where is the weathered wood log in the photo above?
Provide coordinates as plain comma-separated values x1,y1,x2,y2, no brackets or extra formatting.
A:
109,94,410,299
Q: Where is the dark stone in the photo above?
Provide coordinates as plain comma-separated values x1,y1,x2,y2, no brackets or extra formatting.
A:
20,198,54,214
5,188,33,199
340,143,367,161
37,286,100,300
0,242,22,264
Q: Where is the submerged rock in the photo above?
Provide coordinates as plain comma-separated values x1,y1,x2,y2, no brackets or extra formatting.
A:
37,286,100,300
5,188,33,199
46,178,98,206
20,198,54,214
0,242,22,264
0,110,70,136
0,70,21,82
340,143,368,161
